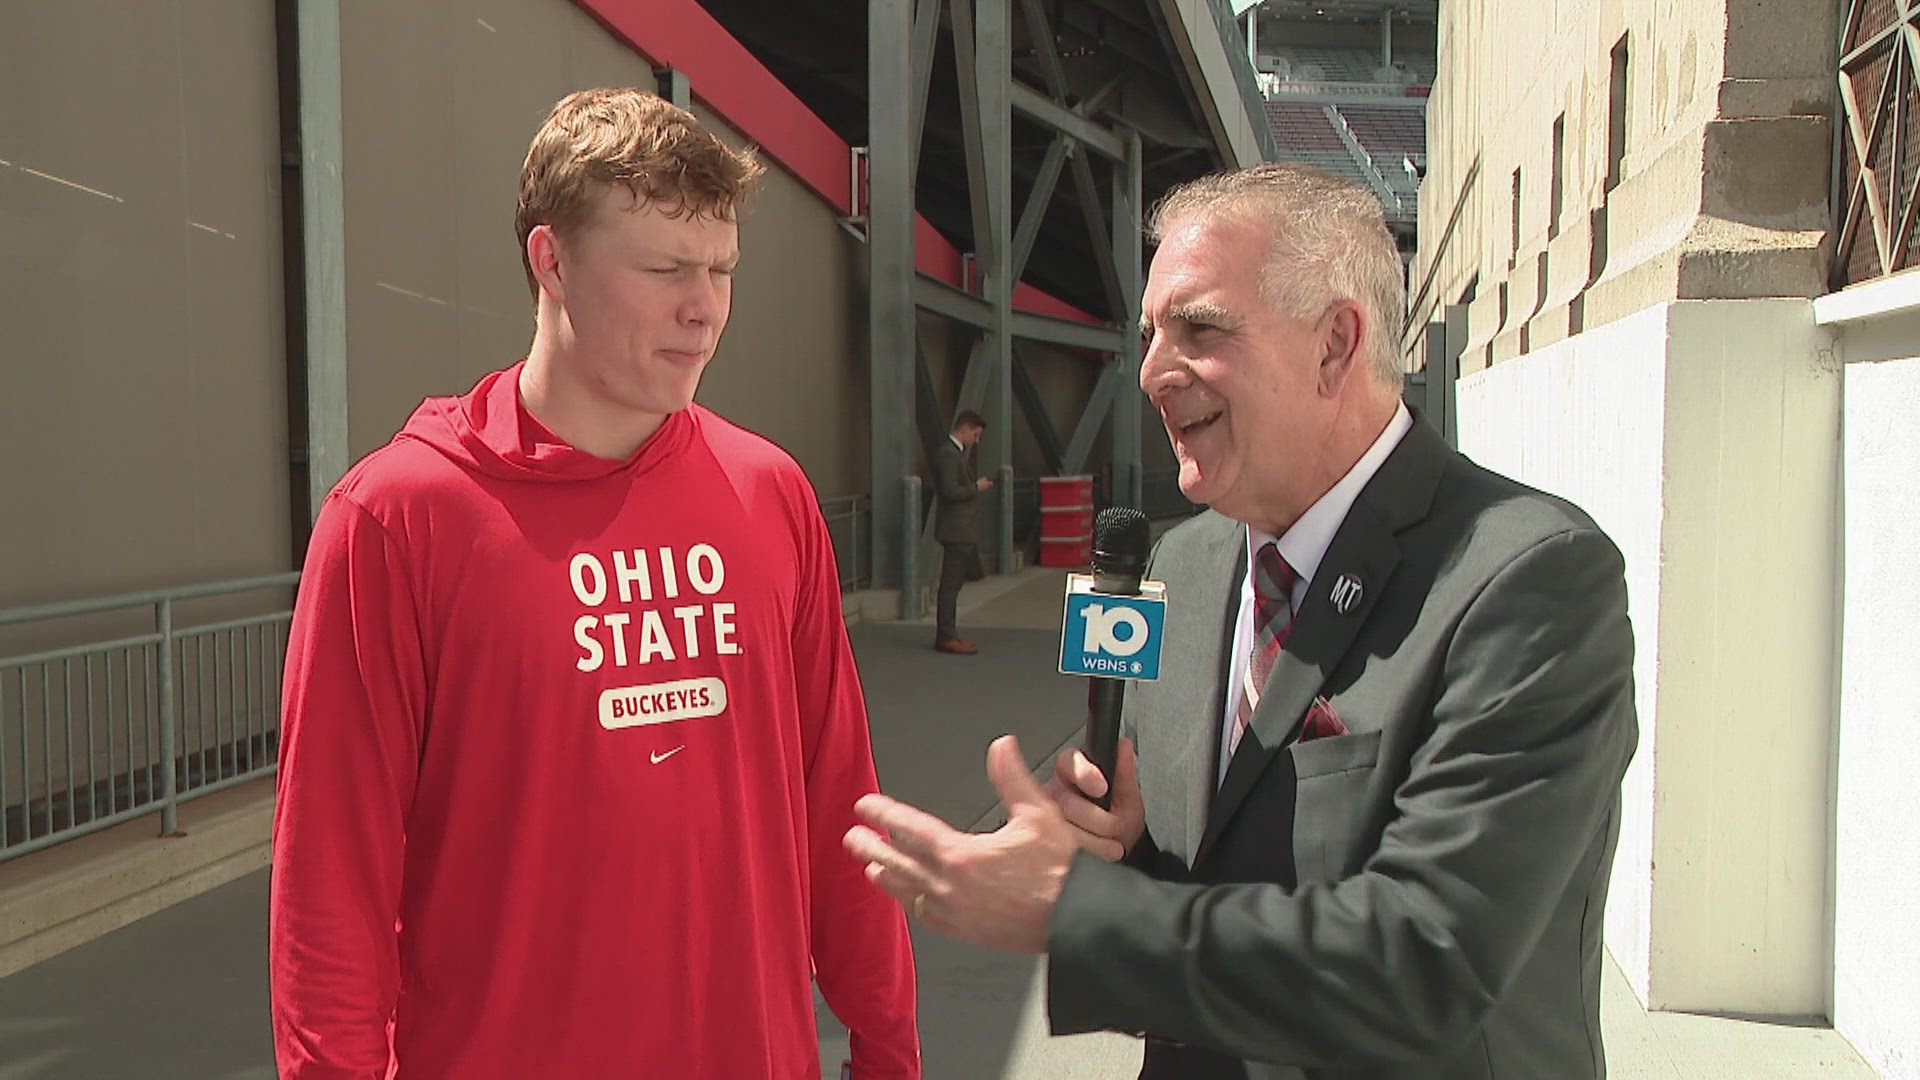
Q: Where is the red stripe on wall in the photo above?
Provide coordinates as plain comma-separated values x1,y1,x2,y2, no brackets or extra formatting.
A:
571,0,1105,331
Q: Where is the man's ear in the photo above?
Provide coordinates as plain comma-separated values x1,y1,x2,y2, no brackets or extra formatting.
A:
1318,299,1369,397
527,224,566,308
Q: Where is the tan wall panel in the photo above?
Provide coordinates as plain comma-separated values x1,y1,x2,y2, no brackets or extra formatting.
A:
0,0,289,608
1414,0,1831,361
696,117,868,500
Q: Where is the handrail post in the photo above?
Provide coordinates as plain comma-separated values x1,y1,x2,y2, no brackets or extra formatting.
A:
856,497,868,588
901,475,924,620
156,599,179,837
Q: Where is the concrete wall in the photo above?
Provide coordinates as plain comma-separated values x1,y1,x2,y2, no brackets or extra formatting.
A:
1834,354,1920,1080
1410,0,1833,371
1815,278,1920,1079
1457,299,1840,1017
1454,305,1667,1001
337,0,869,498
0,1,291,607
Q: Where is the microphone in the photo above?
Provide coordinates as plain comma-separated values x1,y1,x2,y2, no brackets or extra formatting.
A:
1082,507,1151,809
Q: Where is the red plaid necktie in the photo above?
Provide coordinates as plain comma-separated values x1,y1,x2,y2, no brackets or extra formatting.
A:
1229,542,1297,758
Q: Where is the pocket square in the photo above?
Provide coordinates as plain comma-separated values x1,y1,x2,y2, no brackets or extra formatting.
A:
1299,696,1350,742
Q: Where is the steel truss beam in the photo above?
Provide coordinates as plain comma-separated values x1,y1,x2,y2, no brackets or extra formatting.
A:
870,0,1150,593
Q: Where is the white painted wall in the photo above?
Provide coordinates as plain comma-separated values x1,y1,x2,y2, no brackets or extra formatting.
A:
1648,301,1838,1016
1456,304,1669,1003
1456,300,1840,1017
1830,338,1920,1077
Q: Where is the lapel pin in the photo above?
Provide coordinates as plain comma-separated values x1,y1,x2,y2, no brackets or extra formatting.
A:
1330,573,1364,615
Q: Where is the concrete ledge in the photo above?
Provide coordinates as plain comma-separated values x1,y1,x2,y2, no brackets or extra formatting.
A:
0,779,275,978
841,587,907,625
1814,264,1920,326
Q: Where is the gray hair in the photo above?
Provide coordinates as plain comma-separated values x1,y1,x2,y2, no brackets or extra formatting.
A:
1146,163,1406,389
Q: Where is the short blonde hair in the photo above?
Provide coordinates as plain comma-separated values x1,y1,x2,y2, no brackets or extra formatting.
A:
1147,163,1406,387
514,87,765,300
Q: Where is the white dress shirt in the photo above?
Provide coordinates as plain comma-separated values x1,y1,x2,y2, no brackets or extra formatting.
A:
1216,402,1413,785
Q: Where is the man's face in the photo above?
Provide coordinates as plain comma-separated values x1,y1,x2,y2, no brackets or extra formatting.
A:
550,189,739,416
1138,216,1335,529
956,423,984,449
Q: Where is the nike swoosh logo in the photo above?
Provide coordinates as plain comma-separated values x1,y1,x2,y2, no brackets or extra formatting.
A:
650,746,686,765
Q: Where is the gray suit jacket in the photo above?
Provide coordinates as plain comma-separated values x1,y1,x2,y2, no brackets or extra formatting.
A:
1046,419,1638,1080
932,438,980,546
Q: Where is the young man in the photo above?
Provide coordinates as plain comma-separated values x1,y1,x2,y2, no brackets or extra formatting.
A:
931,410,992,654
270,88,920,1080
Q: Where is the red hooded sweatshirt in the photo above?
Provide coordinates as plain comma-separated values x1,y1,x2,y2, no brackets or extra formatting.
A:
270,363,919,1079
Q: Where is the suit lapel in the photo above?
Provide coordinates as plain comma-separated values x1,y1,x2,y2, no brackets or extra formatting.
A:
1163,518,1246,858
1195,418,1449,863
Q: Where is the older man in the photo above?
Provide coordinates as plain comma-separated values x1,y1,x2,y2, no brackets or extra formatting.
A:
846,163,1637,1080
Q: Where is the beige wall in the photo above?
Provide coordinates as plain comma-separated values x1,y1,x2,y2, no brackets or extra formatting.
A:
1411,0,1833,370
1422,0,1859,1027
2,0,1137,616
1823,283,1920,1075
0,1,290,608
337,0,868,499
702,158,869,499
1456,299,1841,1018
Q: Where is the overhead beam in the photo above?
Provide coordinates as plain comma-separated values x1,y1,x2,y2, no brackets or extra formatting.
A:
1011,347,1067,474
977,0,1015,574
292,0,350,526
1010,82,1129,160
914,277,1129,353
1011,310,1128,352
915,276,990,327
1150,0,1274,167
908,0,944,190
1017,0,1072,93
1062,361,1125,475
1110,129,1145,510
948,0,996,270
914,339,951,487
1078,74,1127,116
1010,135,1072,283
869,0,918,589
1069,137,1126,319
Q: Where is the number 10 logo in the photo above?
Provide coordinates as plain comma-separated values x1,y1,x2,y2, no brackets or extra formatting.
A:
1059,578,1166,681
1081,603,1152,657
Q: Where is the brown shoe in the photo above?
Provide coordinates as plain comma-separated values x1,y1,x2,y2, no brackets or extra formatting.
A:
933,638,979,655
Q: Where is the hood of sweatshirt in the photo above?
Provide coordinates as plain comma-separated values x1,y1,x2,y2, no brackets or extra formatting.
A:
394,361,694,483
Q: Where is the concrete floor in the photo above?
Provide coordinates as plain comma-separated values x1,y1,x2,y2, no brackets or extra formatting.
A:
0,569,1881,1079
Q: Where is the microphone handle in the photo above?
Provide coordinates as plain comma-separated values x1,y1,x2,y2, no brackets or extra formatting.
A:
1084,677,1124,811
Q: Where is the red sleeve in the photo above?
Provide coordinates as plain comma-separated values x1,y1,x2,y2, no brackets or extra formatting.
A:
270,492,427,1079
790,498,922,1080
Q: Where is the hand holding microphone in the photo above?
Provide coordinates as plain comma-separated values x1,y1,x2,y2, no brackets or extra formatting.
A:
1046,506,1157,860
842,506,1160,951
1046,737,1145,862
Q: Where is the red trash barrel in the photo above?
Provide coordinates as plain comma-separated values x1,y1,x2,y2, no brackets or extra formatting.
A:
1038,475,1095,567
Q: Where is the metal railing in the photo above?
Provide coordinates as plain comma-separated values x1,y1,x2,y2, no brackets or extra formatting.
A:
0,493,872,864
820,494,873,591
0,492,1063,864
0,574,299,861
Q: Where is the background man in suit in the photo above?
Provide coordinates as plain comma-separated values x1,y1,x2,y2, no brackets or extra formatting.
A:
844,163,1639,1079
932,410,993,654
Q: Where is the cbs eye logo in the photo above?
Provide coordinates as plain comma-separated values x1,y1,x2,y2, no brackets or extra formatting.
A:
1080,603,1152,657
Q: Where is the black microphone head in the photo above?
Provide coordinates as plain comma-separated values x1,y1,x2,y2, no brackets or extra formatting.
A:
1091,507,1151,575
